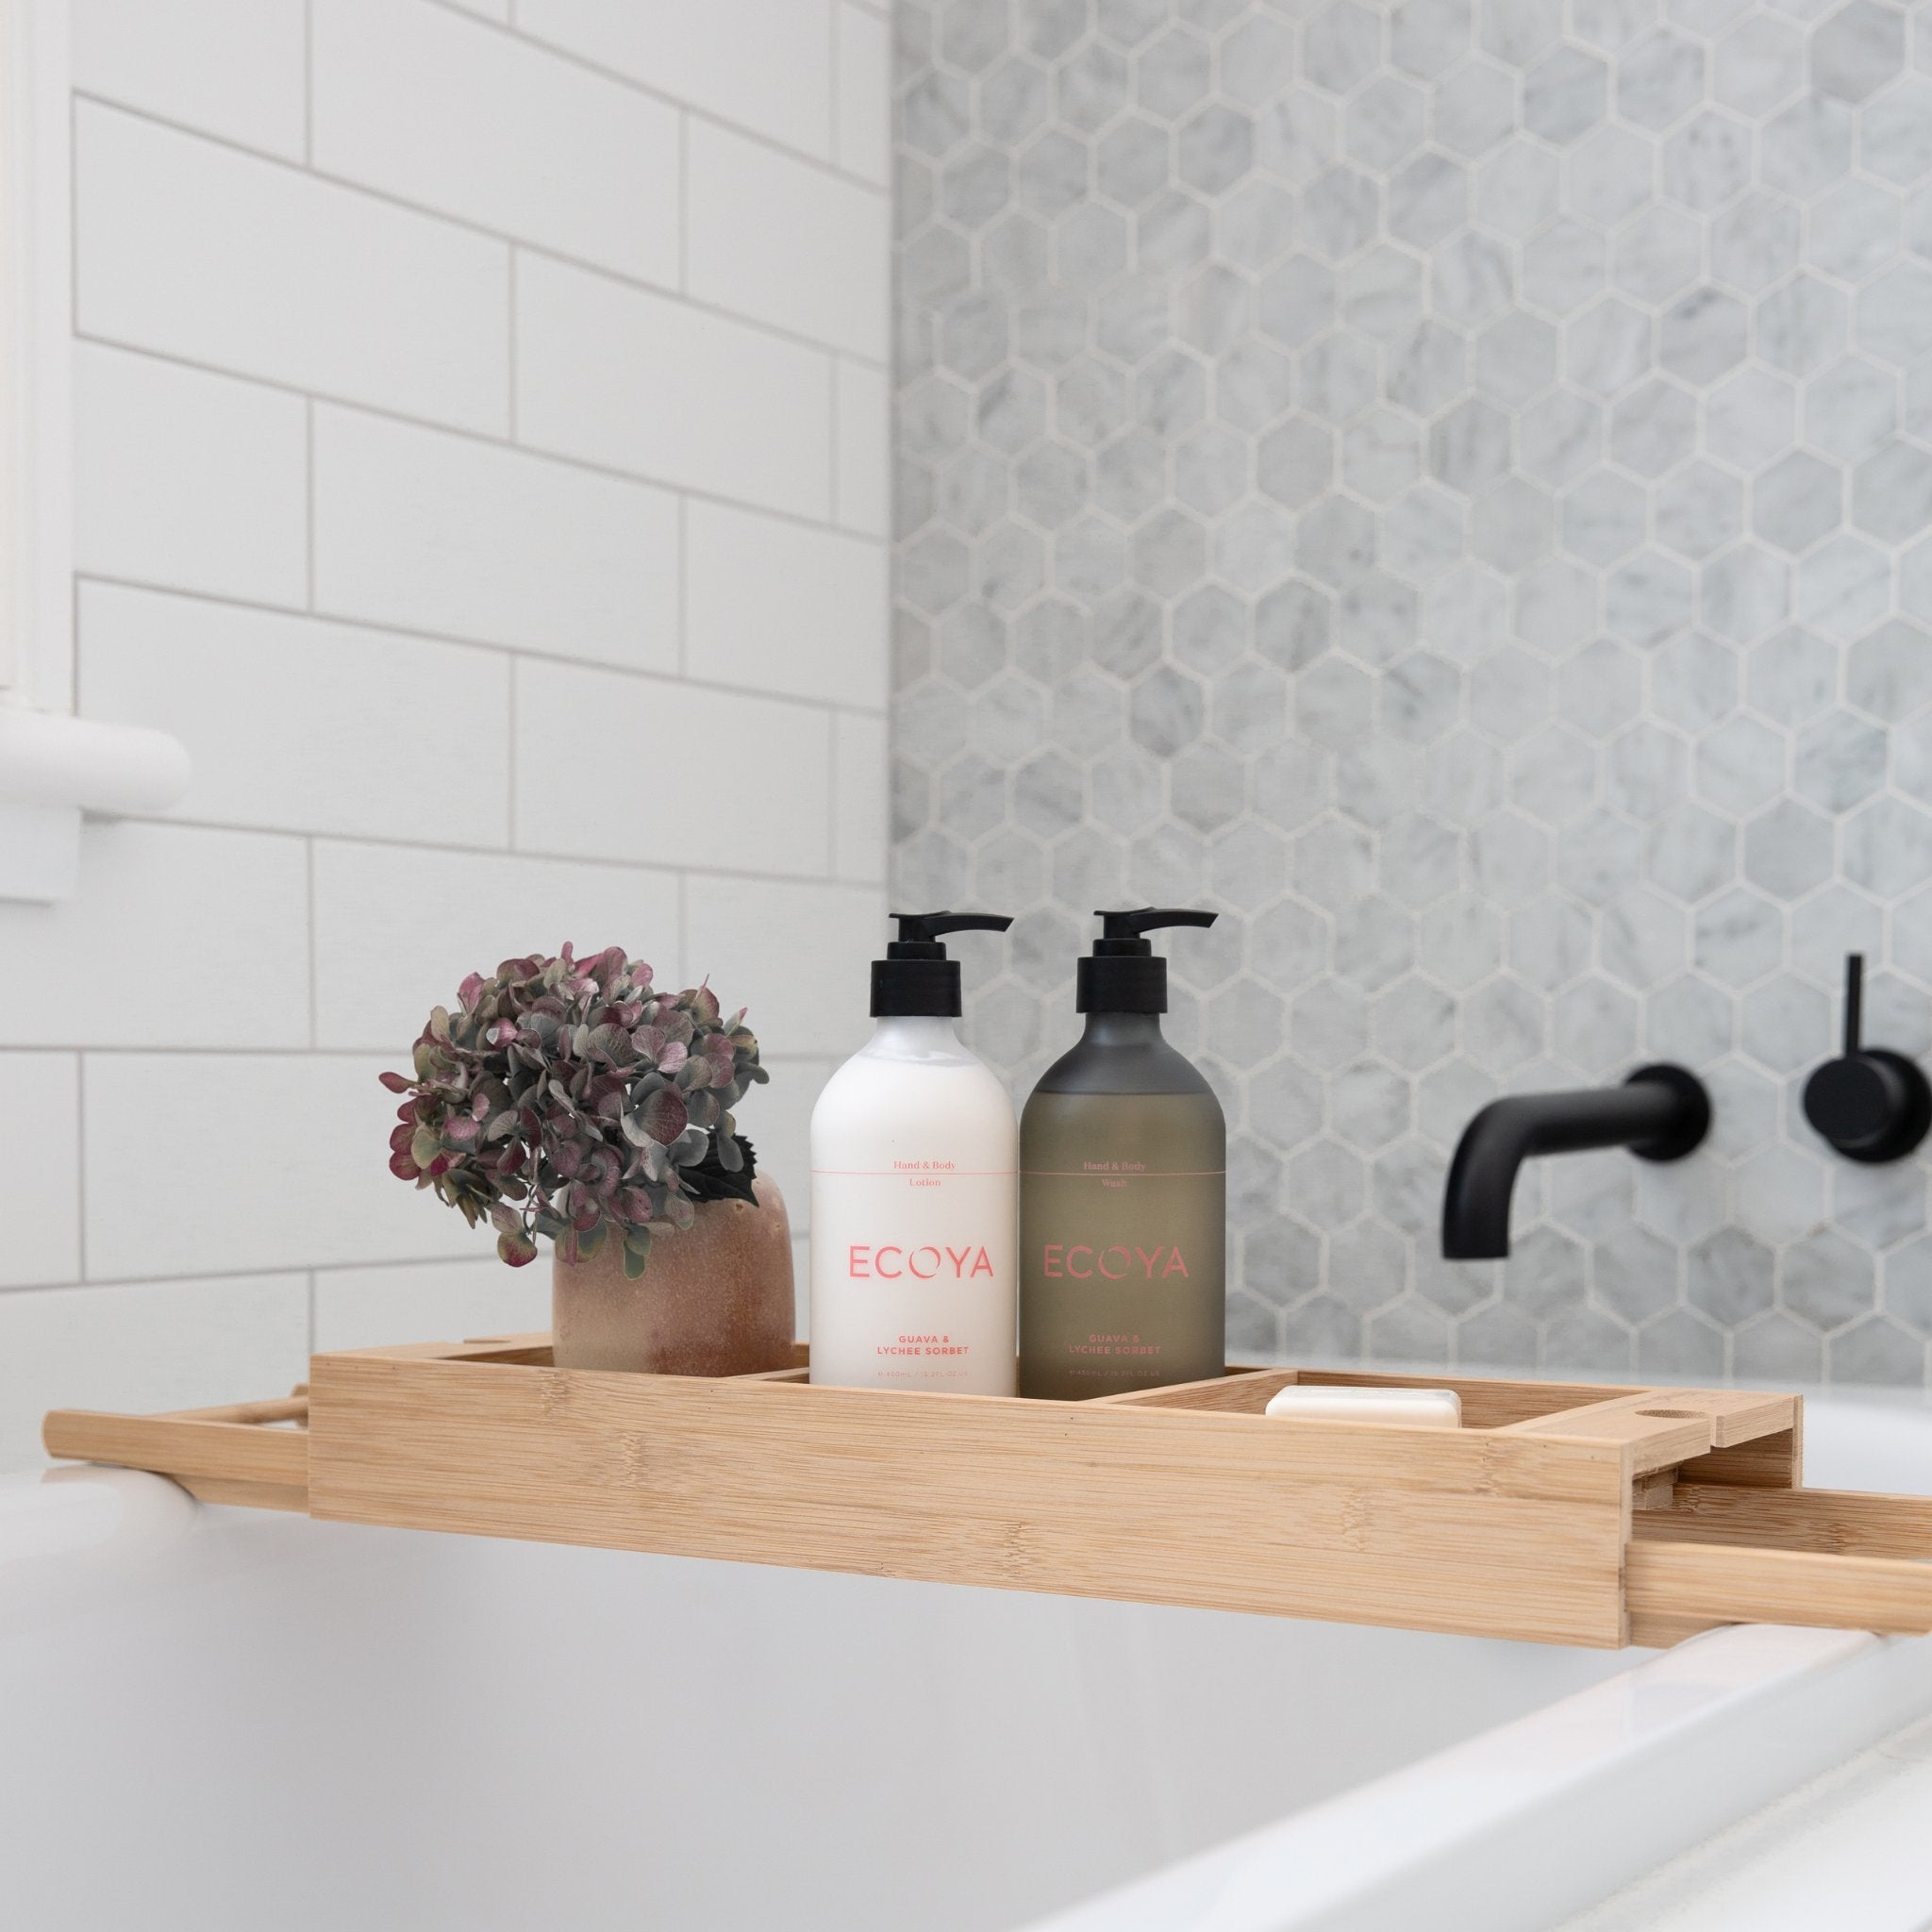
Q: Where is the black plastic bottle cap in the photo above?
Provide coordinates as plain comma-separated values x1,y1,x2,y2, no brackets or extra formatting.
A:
871,911,1013,1017
1076,908,1218,1015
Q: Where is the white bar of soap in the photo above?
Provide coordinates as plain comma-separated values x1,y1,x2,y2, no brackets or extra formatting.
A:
1263,1386,1462,1428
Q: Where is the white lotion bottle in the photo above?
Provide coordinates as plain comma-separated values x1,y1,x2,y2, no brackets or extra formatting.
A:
810,913,1018,1394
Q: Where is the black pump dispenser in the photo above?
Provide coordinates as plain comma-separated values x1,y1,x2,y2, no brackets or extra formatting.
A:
1077,908,1218,1015
871,910,1013,1018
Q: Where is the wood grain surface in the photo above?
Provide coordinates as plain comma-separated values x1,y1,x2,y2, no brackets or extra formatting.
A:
308,1351,1636,1645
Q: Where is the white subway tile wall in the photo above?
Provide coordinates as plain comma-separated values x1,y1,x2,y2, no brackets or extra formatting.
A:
0,824,311,1048
73,342,309,604
0,0,891,1472
511,658,835,871
81,584,517,845
311,1257,545,1356
308,843,683,1051
309,406,682,668
308,0,682,287
894,1,1932,1388
0,1056,80,1291
684,498,891,706
685,119,891,358
0,1275,313,1436
514,0,839,160
836,2,894,187
75,100,513,433
685,877,888,1057
833,712,892,884
70,0,308,160
513,252,836,516
80,1054,491,1279
836,358,893,537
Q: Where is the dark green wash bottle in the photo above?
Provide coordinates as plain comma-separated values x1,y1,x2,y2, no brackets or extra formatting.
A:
1018,909,1226,1400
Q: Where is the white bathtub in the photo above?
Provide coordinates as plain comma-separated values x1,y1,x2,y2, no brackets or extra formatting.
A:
5,1396,1931,1932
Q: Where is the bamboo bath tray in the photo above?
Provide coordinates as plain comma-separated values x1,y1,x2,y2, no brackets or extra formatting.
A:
42,1341,1932,1649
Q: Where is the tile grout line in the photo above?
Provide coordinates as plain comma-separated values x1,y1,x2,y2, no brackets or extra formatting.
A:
45,805,870,892
676,869,689,997
306,837,321,1051
75,92,888,366
303,0,314,166
77,570,891,718
74,334,885,539
828,712,841,880
507,654,520,853
304,398,316,608
676,493,689,679
828,0,842,175
829,357,842,528
507,246,519,441
73,1055,87,1285
231,821,871,889
67,92,79,424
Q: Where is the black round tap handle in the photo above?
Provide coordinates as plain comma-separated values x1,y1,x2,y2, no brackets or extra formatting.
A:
1803,955,1932,1164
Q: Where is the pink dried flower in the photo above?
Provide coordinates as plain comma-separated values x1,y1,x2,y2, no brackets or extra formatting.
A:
380,944,766,1277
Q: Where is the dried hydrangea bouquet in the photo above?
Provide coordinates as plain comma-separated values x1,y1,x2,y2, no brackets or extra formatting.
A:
382,944,793,1375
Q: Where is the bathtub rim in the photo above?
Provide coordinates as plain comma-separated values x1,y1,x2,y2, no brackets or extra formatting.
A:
1022,1387,1932,1932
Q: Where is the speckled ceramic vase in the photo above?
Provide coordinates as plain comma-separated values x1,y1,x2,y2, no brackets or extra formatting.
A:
551,1175,795,1376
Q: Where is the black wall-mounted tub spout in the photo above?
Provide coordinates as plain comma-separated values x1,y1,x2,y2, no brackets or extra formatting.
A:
1441,1065,1711,1261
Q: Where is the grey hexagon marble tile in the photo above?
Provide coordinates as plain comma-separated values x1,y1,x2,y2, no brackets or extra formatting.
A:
895,0,1932,1387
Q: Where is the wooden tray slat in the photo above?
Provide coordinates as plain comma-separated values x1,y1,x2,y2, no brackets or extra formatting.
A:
1627,1539,1932,1641
1635,1482,1932,1558
42,1408,308,1492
